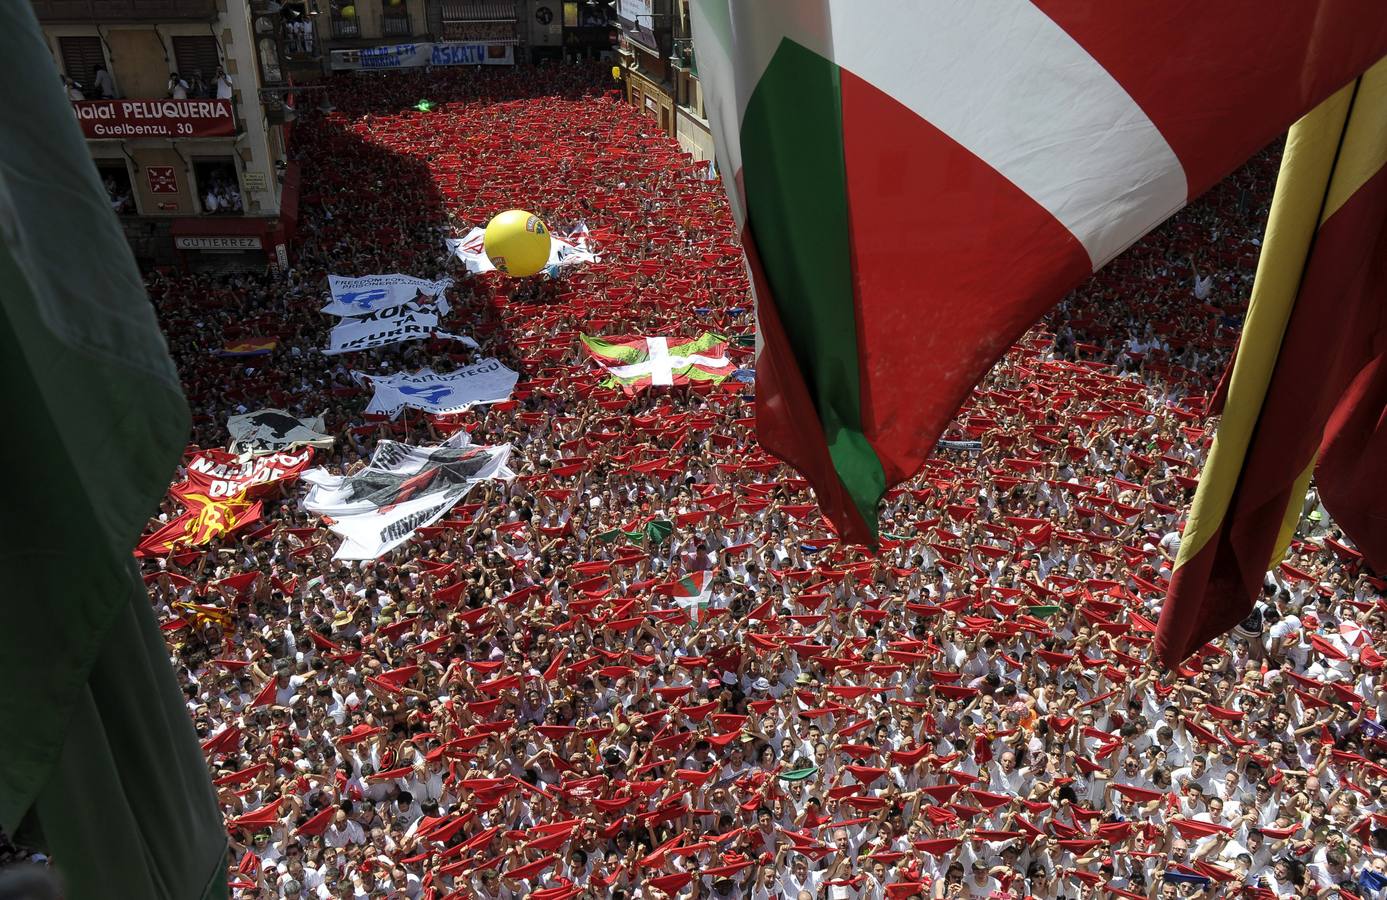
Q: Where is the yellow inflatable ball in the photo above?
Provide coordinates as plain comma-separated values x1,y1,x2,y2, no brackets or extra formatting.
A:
483,209,551,277
340,5,356,17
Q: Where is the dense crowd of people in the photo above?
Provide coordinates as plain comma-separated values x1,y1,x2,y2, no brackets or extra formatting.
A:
134,63,1387,900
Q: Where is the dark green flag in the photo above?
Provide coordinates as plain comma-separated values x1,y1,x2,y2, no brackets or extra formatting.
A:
631,518,674,544
0,5,227,898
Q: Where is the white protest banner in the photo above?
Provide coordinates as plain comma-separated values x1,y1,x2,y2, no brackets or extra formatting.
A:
446,227,599,275
445,228,491,274
322,489,461,559
434,330,481,349
227,409,335,456
552,233,600,270
326,299,447,323
323,274,452,317
329,42,514,72
301,436,503,516
329,42,431,71
301,439,512,559
355,359,519,419
325,309,440,355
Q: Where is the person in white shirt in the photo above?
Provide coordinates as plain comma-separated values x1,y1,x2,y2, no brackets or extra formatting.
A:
1158,528,1182,563
323,809,365,848
410,759,445,804
169,72,189,99
1265,606,1300,663
1240,828,1277,882
215,66,234,100
988,750,1029,795
1172,755,1214,795
750,865,787,900
783,855,819,898
93,64,115,98
962,864,1003,898
469,868,512,898
1307,846,1352,891
1193,271,1215,300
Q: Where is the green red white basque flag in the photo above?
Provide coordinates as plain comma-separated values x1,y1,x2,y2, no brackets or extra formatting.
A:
690,0,1387,544
581,333,735,394
657,570,715,621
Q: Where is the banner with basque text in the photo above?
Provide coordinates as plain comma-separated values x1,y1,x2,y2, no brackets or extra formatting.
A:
322,274,452,317
325,308,441,356
354,359,519,419
328,42,514,72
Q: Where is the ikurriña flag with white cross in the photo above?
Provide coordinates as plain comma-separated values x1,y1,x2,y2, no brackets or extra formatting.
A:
581,333,736,394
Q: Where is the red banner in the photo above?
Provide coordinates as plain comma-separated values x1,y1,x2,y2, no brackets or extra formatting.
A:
182,447,314,500
72,99,236,139
136,493,263,557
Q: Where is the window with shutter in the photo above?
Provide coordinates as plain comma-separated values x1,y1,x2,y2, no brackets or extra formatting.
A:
172,35,221,81
440,0,517,22
58,36,106,88
439,1,519,43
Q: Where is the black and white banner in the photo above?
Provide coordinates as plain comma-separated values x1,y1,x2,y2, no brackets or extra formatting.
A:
323,288,477,356
323,274,452,317
227,409,335,456
301,437,512,559
325,306,474,356
445,226,599,275
354,359,519,419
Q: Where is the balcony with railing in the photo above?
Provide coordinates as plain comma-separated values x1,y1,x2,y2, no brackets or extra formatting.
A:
381,3,411,37
329,4,360,39
671,37,694,75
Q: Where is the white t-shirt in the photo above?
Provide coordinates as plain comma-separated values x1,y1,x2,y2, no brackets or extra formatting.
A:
965,873,1002,897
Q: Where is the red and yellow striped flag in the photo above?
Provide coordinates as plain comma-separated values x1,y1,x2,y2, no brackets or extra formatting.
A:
1156,58,1387,666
